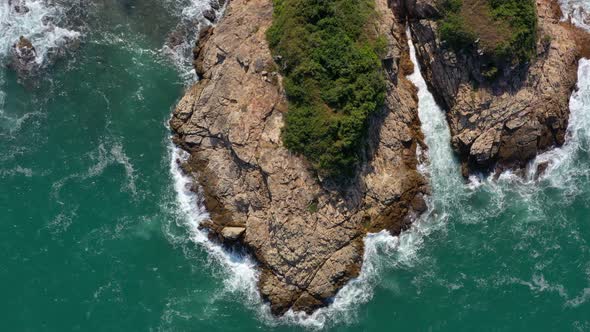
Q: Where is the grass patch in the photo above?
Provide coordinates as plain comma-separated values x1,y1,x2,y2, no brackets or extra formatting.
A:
439,0,538,73
267,0,386,177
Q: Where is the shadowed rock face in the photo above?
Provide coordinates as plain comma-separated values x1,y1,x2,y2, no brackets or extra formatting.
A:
170,0,429,315
407,0,589,176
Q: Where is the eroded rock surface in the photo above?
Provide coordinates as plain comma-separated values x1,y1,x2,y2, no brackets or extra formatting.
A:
170,0,428,315
408,0,589,176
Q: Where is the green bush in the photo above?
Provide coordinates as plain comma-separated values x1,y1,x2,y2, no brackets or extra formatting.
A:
439,13,476,49
267,0,386,177
490,0,537,62
439,0,537,67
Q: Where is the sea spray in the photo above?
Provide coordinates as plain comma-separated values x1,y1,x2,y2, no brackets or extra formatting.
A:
0,0,80,66
161,0,228,81
559,0,590,30
406,28,466,202
526,59,590,186
0,0,80,128
168,146,261,302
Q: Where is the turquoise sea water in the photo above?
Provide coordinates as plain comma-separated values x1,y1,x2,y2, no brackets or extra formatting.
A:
1,1,590,331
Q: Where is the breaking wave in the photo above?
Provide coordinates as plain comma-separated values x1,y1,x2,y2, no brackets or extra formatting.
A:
560,0,590,30
161,0,227,81
168,146,260,304
0,0,80,66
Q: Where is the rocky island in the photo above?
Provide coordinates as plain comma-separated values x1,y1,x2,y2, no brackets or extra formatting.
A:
170,0,589,315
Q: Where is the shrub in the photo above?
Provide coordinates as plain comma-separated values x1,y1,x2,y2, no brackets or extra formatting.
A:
439,0,537,68
267,0,386,177
439,13,476,49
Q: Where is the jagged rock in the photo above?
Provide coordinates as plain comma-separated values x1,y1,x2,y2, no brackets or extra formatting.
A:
9,36,39,77
171,0,429,315
221,226,246,241
203,9,216,22
191,26,214,78
409,0,589,175
406,0,442,19
535,161,550,179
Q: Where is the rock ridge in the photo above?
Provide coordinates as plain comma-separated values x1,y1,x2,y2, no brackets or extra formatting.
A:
170,0,429,315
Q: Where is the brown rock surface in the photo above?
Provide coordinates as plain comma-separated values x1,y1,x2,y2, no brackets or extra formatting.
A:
170,0,428,315
408,0,589,176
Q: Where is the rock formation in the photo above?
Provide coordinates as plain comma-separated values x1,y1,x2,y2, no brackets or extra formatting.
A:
9,36,38,78
408,0,590,176
170,0,429,315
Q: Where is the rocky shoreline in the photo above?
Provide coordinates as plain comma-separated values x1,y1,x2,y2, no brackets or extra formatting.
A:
170,0,429,315
170,0,588,316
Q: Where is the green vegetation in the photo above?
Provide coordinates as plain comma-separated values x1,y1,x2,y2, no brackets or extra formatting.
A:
306,200,319,213
439,0,538,73
266,0,386,177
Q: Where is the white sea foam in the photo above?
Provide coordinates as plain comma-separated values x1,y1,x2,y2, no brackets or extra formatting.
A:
0,0,81,130
161,0,227,82
168,145,260,302
526,58,590,185
560,0,590,30
51,138,139,204
0,0,80,66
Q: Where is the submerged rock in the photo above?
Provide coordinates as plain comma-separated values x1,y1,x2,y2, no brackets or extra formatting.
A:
171,0,429,315
9,36,39,77
11,0,30,14
5,1,83,80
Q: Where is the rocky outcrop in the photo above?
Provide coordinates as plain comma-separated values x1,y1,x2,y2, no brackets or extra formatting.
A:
408,0,590,176
9,36,38,77
170,0,428,315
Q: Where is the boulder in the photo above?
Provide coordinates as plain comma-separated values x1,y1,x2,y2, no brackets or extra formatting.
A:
220,226,246,241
